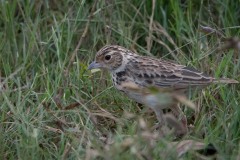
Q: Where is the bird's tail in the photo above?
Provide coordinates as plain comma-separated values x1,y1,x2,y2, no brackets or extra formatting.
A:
213,78,239,84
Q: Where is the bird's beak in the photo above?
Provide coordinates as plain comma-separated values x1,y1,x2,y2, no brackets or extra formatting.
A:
88,61,102,70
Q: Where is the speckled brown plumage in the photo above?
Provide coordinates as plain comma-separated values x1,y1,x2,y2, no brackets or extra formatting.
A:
88,45,238,135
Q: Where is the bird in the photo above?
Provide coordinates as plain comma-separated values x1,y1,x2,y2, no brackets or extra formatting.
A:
88,45,238,135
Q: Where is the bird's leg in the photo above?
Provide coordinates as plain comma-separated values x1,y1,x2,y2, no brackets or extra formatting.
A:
152,104,188,137
169,104,188,136
151,106,172,135
152,106,165,127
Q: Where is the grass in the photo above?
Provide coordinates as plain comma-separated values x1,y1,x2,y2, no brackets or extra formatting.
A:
0,0,240,159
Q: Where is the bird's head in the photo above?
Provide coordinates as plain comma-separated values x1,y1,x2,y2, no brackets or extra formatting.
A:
88,45,127,71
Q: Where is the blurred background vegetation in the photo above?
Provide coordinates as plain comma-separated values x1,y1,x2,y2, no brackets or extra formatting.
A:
0,0,239,159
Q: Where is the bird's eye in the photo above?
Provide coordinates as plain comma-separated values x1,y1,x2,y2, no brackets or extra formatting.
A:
105,55,111,61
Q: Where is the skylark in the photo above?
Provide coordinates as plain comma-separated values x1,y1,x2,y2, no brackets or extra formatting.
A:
88,45,238,135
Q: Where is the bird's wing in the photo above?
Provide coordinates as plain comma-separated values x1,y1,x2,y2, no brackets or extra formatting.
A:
126,57,214,89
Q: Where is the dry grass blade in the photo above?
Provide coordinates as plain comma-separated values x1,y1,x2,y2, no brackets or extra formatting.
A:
173,94,196,111
199,25,225,38
153,22,177,48
62,142,72,160
120,81,141,92
170,140,206,157
90,111,121,124
45,126,63,133
152,22,184,59
64,102,81,110
146,0,156,52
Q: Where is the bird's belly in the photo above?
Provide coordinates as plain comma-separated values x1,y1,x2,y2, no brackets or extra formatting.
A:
111,73,145,104
124,91,145,104
114,82,145,104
